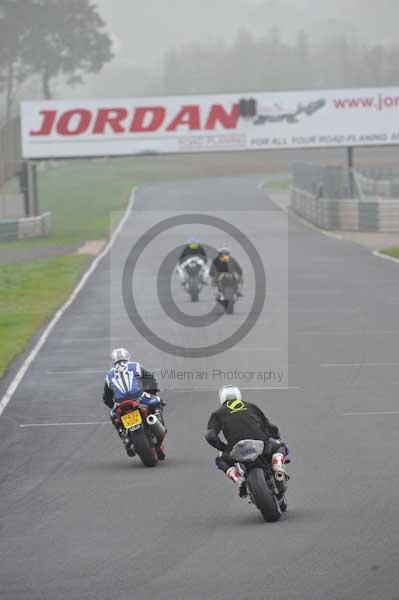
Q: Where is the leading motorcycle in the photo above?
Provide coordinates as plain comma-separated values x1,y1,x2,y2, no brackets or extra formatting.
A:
113,394,166,467
229,439,289,522
182,256,207,302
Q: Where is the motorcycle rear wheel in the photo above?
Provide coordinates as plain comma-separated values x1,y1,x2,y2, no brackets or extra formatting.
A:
247,468,281,522
188,276,199,302
129,428,158,467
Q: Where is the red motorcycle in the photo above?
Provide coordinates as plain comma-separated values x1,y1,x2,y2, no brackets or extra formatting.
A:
113,397,166,467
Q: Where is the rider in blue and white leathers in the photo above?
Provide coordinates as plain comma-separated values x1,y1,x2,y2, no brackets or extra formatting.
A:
103,348,165,453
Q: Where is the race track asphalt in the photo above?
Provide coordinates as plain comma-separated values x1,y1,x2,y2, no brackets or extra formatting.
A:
1,175,399,600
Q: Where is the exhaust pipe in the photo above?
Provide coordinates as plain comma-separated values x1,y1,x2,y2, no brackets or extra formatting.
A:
146,414,166,440
274,469,285,482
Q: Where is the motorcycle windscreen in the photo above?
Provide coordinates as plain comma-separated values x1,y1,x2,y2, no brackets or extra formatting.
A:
229,439,265,462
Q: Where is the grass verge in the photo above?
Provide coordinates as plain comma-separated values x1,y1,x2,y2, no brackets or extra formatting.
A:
0,254,88,377
380,246,399,259
0,159,135,248
266,177,292,190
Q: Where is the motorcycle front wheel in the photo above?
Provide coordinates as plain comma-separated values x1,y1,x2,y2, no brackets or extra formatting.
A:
224,285,235,314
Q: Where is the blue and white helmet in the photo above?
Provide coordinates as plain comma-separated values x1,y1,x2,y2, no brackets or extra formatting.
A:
111,347,130,370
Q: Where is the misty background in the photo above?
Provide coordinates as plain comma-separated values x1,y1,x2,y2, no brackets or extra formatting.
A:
1,0,399,123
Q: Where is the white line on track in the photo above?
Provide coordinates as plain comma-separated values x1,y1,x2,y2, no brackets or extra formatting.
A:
269,290,344,296
20,421,110,427
229,347,281,352
372,250,399,265
299,330,399,336
47,369,104,375
0,189,136,418
170,386,300,392
241,386,300,391
277,309,359,314
321,362,399,368
62,337,119,343
343,411,399,416
58,340,282,350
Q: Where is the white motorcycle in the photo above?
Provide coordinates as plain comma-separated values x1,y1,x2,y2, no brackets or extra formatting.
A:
177,256,208,302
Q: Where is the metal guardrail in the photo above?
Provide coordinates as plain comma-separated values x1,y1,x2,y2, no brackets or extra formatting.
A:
0,212,51,242
291,187,399,231
291,163,399,231
292,163,354,199
293,162,399,201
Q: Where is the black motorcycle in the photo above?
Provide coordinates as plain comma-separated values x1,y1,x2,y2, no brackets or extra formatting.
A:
216,272,239,314
113,395,166,467
229,440,289,522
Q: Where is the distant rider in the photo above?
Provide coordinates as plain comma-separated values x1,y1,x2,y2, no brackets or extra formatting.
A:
205,385,289,495
177,236,208,285
103,348,165,456
209,246,243,297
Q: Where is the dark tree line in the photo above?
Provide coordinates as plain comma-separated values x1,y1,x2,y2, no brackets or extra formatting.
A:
161,28,399,95
0,0,113,121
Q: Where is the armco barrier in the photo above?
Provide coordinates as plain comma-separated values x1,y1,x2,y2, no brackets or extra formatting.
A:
291,188,399,231
0,212,51,242
0,220,18,241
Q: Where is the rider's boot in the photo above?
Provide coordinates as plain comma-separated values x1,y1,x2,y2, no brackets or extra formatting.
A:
176,265,186,286
213,286,222,301
155,441,166,460
122,436,136,457
112,418,125,441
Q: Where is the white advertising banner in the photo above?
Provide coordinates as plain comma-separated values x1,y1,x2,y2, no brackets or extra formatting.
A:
21,87,399,159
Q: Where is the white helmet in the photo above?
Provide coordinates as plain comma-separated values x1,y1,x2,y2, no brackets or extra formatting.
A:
219,385,242,405
111,347,130,367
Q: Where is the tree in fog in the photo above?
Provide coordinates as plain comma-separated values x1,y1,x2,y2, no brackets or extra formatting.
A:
0,0,113,114
157,27,399,96
230,30,257,91
163,49,182,95
0,1,31,120
21,0,113,99
363,45,387,87
292,30,312,89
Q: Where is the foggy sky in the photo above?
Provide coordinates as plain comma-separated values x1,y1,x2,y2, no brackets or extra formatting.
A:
95,0,399,70
50,0,399,100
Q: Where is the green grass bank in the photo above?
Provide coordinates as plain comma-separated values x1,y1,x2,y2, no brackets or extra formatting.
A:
0,255,87,377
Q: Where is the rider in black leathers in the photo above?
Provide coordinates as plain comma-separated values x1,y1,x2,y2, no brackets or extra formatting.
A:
179,237,207,263
209,246,243,296
205,385,288,490
177,236,208,286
